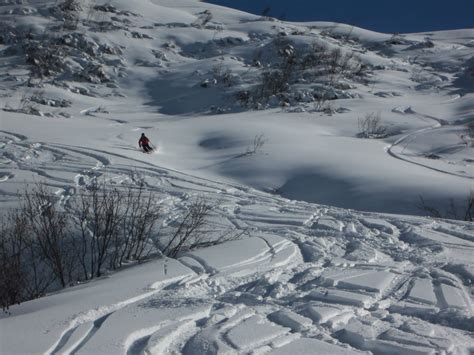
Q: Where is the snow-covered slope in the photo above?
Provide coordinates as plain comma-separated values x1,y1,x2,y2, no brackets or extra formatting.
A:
1,173,473,354
0,0,473,354
1,0,472,215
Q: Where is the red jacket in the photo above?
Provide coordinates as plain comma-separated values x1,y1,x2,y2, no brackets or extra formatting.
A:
139,136,150,147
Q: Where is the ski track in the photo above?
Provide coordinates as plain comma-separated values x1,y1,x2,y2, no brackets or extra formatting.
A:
385,109,473,180
45,274,193,355
3,129,474,354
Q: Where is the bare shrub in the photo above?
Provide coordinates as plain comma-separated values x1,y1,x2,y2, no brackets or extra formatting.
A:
72,179,123,278
328,50,364,84
159,198,247,258
0,213,26,311
22,184,75,287
459,121,474,147
236,90,251,106
467,121,474,139
258,69,289,98
301,42,327,71
211,64,236,87
246,134,267,155
327,48,344,75
301,44,365,82
252,38,298,101
0,179,242,307
317,101,336,115
23,234,56,300
358,112,387,138
71,179,162,279
0,206,58,311
417,192,473,222
162,199,213,258
113,181,161,267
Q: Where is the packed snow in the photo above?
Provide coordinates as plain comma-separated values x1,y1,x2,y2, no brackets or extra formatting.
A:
0,0,473,354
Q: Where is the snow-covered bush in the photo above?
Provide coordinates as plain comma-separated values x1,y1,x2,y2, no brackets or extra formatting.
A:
320,27,359,45
29,92,72,108
2,91,46,116
407,38,435,50
93,4,118,13
83,19,123,32
19,33,106,80
200,78,217,88
238,37,367,110
77,63,110,83
193,9,213,28
0,26,17,45
23,40,68,77
59,0,81,13
49,0,81,30
3,105,43,116
100,43,123,55
131,31,153,39
59,32,100,57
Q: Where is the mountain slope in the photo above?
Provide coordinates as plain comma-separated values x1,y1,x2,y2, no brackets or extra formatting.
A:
0,0,473,354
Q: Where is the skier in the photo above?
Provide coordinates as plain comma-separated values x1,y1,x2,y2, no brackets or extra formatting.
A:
138,133,153,153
